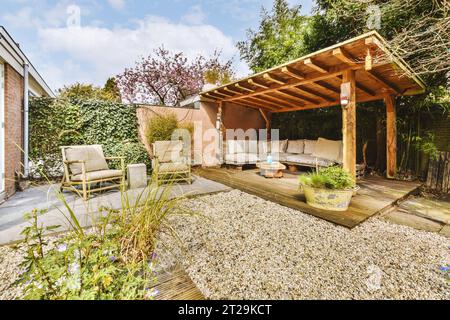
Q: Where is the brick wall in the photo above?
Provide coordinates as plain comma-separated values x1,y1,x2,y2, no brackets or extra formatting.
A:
4,63,24,197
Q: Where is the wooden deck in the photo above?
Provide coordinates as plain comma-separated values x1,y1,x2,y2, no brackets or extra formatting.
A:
195,167,421,228
153,266,205,300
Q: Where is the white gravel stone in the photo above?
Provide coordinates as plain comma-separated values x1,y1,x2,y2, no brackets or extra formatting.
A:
0,245,25,300
157,190,450,300
1,190,449,300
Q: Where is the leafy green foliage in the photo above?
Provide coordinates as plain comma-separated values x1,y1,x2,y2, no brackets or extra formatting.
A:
58,81,121,102
299,166,355,190
16,179,192,300
237,0,310,72
29,97,150,177
103,77,122,102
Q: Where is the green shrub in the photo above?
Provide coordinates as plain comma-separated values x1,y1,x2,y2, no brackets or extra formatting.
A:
105,142,151,170
145,112,179,145
299,166,355,190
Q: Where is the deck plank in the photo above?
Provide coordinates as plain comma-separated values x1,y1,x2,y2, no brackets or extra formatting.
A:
153,266,205,300
195,168,421,228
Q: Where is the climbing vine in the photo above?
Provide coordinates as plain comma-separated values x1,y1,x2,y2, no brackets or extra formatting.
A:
29,97,150,178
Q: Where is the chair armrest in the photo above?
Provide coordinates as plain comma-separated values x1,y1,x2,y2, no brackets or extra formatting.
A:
64,160,86,164
105,156,125,172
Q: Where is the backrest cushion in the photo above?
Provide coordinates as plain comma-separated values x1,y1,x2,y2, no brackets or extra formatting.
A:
286,139,305,154
154,141,183,163
312,138,342,162
271,140,288,154
226,140,246,154
65,145,109,175
258,140,270,155
303,140,317,155
247,140,258,154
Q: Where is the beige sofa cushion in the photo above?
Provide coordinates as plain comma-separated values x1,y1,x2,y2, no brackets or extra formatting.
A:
312,138,342,162
303,140,317,155
271,140,288,153
65,145,109,175
286,140,304,154
154,141,183,163
226,140,246,154
72,169,122,182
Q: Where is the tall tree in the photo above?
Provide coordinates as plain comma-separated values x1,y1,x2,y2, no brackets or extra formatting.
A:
116,47,234,106
237,0,310,72
103,77,122,102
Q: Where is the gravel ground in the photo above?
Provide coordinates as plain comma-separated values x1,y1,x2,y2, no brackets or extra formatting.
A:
157,190,450,300
1,189,449,300
0,244,25,300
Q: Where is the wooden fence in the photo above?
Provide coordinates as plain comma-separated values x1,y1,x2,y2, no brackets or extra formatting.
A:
426,151,450,193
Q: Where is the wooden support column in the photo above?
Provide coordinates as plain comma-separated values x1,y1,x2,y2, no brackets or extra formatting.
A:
259,109,271,140
341,69,357,179
217,101,224,165
385,94,397,179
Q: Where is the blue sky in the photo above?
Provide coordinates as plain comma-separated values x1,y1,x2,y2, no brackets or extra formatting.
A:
1,0,315,91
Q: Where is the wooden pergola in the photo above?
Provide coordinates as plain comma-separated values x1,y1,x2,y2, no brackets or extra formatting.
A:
200,31,426,180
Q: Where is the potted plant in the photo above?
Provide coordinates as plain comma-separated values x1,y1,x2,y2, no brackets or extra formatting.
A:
298,166,358,211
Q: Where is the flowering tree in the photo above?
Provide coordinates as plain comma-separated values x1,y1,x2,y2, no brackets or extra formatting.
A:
117,47,234,106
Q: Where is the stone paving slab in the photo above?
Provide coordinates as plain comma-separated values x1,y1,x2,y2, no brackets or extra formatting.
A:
383,209,444,233
399,196,450,224
0,176,230,245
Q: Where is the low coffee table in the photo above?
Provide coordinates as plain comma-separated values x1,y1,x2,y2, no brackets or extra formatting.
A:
257,162,286,178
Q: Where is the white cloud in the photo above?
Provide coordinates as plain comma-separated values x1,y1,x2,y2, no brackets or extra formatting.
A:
181,5,206,25
107,0,125,10
37,15,250,90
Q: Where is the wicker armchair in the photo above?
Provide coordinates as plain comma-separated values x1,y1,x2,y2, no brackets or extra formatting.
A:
152,141,191,184
60,145,125,200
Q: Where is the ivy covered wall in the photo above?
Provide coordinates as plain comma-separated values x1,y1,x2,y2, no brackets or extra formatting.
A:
29,97,150,178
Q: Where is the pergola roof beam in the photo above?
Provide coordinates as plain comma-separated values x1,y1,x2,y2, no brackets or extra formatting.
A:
332,48,358,66
277,89,319,105
260,93,300,108
289,86,334,102
281,66,305,80
244,96,289,111
224,65,359,102
248,79,270,89
263,73,286,85
234,99,279,112
235,83,255,93
304,58,329,73
365,71,402,95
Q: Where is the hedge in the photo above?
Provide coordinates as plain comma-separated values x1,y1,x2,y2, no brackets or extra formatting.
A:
29,97,150,178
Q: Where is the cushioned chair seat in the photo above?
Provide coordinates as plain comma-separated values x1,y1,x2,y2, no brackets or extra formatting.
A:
285,154,334,167
72,169,123,182
158,163,189,173
225,153,259,164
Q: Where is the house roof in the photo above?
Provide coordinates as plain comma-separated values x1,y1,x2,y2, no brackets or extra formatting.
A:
0,26,55,97
200,31,425,113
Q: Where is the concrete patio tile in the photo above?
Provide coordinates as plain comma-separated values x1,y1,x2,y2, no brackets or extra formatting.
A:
439,224,450,238
383,209,444,233
0,176,230,245
399,197,450,224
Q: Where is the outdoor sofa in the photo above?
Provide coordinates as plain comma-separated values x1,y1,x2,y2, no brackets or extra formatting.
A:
224,137,343,169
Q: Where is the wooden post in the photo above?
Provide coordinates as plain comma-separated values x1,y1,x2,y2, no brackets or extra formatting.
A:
217,101,224,165
341,69,356,180
385,94,397,179
259,109,271,140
